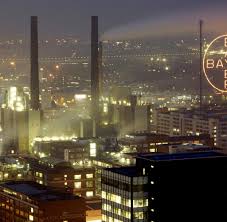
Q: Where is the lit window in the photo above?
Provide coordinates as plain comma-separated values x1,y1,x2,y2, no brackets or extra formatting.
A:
101,191,106,198
90,143,97,157
30,207,34,213
102,214,106,221
86,191,94,197
142,168,146,175
86,173,93,179
4,173,8,178
29,215,34,221
151,181,154,184
115,195,121,204
64,182,67,186
74,175,81,180
74,182,81,189
134,212,144,219
64,174,67,178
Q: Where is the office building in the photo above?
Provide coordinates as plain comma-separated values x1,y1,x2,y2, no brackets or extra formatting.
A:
154,107,227,148
101,151,227,221
28,157,96,198
0,181,86,222
119,132,214,153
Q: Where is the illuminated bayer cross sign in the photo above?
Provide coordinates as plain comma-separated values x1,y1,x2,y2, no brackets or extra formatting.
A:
203,34,227,93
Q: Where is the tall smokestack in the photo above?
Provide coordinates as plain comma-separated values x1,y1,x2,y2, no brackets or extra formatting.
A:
199,19,203,112
31,16,40,110
91,16,99,120
99,41,103,98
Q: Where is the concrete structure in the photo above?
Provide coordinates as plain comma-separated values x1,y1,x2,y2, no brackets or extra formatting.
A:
30,16,40,111
0,156,31,182
102,151,227,221
28,157,96,199
119,133,214,153
91,16,100,121
154,107,227,149
0,181,86,222
1,87,41,154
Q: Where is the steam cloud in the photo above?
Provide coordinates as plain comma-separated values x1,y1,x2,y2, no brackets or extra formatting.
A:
101,6,227,40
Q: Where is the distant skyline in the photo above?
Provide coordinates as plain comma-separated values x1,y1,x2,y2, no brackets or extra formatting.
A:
0,0,227,40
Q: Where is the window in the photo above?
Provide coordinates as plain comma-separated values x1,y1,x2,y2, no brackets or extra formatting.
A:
64,182,67,186
4,173,8,179
134,212,143,219
86,181,93,188
102,191,106,198
90,143,96,157
17,174,22,178
86,191,94,197
86,173,93,179
29,215,34,221
74,182,81,189
74,175,81,180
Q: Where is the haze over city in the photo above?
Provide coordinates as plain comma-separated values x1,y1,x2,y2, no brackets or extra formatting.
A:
0,1,227,221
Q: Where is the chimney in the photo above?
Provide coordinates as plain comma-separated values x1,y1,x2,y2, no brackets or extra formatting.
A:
99,41,103,98
30,16,40,110
91,16,99,120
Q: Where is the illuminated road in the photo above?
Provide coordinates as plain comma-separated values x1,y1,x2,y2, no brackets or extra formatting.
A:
0,52,199,64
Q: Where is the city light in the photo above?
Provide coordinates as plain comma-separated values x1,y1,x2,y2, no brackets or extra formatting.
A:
0,5,227,222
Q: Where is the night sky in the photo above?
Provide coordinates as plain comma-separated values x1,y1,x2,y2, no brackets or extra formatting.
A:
0,0,226,40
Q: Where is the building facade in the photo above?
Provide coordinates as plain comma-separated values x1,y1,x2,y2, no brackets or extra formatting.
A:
0,181,86,222
154,107,227,148
28,157,96,199
101,151,227,221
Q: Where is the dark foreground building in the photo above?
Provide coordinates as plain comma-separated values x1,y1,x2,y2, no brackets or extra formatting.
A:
101,151,227,222
0,181,86,222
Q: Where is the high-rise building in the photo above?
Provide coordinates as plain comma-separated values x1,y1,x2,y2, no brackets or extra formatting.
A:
101,151,227,221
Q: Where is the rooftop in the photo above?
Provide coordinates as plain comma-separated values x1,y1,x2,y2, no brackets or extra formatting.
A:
1,181,79,201
107,166,138,177
137,151,225,162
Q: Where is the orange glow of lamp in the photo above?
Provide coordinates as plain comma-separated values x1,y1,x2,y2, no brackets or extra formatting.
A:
203,34,227,93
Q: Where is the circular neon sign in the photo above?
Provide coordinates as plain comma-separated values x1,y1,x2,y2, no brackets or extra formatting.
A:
203,34,227,93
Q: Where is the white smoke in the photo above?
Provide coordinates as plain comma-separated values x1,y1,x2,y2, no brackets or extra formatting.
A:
101,6,227,40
